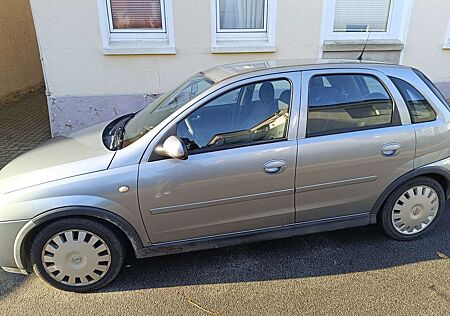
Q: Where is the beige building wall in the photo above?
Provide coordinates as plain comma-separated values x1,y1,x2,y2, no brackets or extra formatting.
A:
29,0,450,135
0,0,42,98
402,0,450,94
30,0,323,97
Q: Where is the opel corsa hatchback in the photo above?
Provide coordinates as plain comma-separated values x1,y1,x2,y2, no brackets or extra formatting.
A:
1,60,449,292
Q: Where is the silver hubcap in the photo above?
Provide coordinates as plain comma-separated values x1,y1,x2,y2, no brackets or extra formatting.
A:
41,230,111,286
391,185,439,235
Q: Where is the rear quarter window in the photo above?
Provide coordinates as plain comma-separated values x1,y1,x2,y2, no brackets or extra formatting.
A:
413,69,450,111
389,76,437,123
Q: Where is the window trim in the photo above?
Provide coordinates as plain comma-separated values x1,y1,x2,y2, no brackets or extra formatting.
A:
321,0,412,42
175,77,293,155
97,0,175,55
305,73,400,138
211,0,277,53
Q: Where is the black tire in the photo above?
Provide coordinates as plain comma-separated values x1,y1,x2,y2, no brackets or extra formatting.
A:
30,218,125,292
379,177,445,240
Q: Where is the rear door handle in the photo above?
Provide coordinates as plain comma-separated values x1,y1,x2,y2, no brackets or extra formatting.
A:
382,143,402,157
263,160,287,174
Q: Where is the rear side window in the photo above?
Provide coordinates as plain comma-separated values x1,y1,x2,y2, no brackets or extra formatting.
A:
307,74,396,137
390,77,436,123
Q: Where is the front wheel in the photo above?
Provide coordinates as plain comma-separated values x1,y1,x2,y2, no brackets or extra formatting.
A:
379,177,445,240
30,218,125,292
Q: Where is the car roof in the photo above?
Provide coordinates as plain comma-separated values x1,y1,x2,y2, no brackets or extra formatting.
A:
202,59,411,83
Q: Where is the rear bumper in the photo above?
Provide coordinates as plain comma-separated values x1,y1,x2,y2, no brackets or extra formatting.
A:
0,219,28,272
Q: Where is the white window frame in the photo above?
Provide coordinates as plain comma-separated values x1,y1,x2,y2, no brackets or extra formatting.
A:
97,0,175,55
443,17,450,49
321,0,412,42
211,0,277,53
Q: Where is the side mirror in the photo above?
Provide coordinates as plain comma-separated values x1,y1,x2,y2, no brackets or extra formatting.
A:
155,135,188,160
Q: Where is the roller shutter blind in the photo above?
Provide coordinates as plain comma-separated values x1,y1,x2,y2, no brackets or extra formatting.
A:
333,0,392,32
109,0,164,30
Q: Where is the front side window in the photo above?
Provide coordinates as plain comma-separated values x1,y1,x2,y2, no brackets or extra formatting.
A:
307,74,395,137
390,77,436,123
177,79,291,153
211,0,277,53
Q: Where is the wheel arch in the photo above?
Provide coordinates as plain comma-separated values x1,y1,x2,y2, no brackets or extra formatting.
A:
369,166,450,224
15,206,144,272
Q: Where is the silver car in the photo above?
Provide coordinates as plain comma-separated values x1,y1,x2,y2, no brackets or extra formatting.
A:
1,60,449,292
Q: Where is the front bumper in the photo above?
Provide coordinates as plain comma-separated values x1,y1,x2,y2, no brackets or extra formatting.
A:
0,219,28,273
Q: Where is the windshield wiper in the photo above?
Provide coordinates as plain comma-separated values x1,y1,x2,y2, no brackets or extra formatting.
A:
109,113,135,150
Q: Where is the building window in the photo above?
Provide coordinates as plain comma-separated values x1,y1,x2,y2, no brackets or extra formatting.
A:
333,0,391,33
107,0,165,32
211,0,277,53
217,0,267,33
97,0,175,55
321,0,412,41
444,17,450,49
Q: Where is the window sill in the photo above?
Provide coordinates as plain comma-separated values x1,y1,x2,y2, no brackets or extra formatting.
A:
211,40,276,54
443,43,450,50
323,39,404,52
102,39,176,55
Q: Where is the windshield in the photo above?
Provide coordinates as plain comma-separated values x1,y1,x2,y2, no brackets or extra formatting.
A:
121,73,215,147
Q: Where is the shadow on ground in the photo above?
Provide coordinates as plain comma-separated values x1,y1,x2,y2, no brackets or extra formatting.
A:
0,271,27,299
101,208,450,293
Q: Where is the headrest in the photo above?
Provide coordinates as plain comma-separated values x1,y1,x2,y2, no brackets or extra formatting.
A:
279,90,291,105
259,82,275,103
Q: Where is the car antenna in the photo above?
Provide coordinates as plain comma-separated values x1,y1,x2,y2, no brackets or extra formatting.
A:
357,27,371,62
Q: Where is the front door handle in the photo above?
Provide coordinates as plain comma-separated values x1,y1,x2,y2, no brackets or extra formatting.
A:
382,143,402,157
263,160,287,174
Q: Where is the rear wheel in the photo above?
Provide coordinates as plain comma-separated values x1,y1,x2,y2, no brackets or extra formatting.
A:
379,177,445,240
30,218,125,292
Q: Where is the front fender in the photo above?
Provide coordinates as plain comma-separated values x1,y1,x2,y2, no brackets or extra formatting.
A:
0,165,150,271
13,206,145,271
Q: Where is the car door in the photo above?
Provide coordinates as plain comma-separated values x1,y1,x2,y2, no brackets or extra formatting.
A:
295,69,416,222
139,73,301,243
